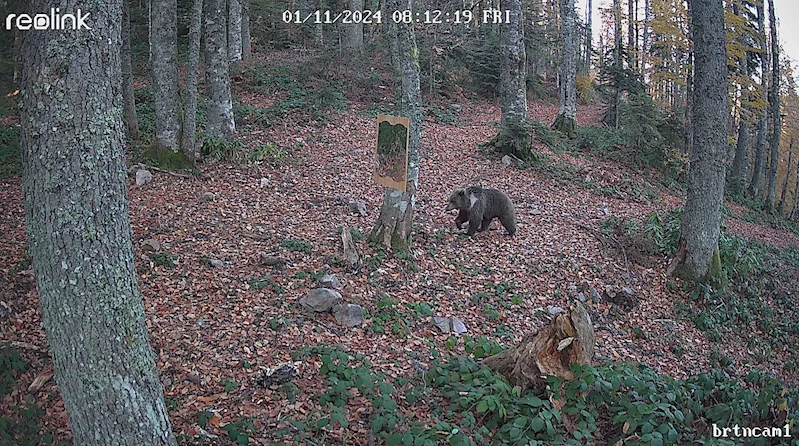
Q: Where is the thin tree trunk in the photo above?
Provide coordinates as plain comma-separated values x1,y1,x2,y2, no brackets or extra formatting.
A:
371,0,422,252
19,1,177,444
778,140,792,215
628,0,636,70
749,3,769,199
122,0,139,140
669,0,729,281
765,0,781,211
346,0,365,50
642,0,649,72
614,0,622,129
553,0,578,137
229,0,243,68
182,0,203,161
205,0,236,140
791,146,799,219
241,0,252,61
730,3,750,196
584,0,592,72
151,0,181,152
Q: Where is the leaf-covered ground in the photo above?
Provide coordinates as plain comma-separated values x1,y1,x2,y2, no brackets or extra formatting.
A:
2,56,798,444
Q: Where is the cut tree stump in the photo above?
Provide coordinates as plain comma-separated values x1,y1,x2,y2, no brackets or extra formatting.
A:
483,301,595,391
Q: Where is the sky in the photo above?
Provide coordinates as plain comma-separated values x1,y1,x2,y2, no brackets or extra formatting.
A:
576,0,799,71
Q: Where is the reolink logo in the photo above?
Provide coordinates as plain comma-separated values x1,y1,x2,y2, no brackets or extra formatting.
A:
5,8,91,30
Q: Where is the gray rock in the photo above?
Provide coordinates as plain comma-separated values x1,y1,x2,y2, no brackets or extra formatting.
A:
590,288,602,302
451,316,467,334
348,201,367,217
529,208,542,216
209,259,224,268
300,288,343,312
433,316,467,334
567,285,578,294
332,303,364,327
201,191,215,202
259,177,269,188
450,104,462,113
620,286,635,297
135,169,153,186
502,155,513,168
576,292,587,303
259,253,287,268
141,238,160,252
433,316,451,333
318,273,342,290
547,306,564,316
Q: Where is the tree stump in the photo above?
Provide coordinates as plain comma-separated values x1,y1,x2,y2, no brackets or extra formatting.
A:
483,302,595,392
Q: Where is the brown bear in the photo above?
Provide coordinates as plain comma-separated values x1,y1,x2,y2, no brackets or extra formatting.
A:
445,186,517,236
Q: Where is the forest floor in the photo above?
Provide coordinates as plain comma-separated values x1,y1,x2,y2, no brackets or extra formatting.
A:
1,51,799,444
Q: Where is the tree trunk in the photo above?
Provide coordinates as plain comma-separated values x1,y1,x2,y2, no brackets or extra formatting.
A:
486,0,530,159
346,0,365,51
205,0,236,140
765,0,781,211
642,0,650,71
151,0,181,152
748,3,769,200
670,0,729,282
182,0,203,161
19,1,177,444
370,0,422,253
628,0,636,70
483,302,595,392
584,0,592,72
553,0,577,137
778,140,793,215
122,0,139,140
791,147,799,219
241,0,252,62
613,0,622,129
229,0,243,68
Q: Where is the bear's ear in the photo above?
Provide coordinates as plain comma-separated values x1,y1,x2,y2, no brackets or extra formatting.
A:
456,188,465,196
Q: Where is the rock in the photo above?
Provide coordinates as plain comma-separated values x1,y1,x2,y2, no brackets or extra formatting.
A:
576,292,587,303
567,285,578,294
260,178,269,188
332,303,364,327
201,191,215,202
186,374,200,385
318,273,342,290
433,316,451,333
502,155,513,168
299,288,343,312
529,208,542,216
451,316,467,334
259,363,299,387
259,253,287,268
547,306,564,316
620,286,635,297
433,316,467,334
141,238,160,252
209,259,224,268
348,201,367,217
450,104,462,113
590,288,602,302
135,169,153,186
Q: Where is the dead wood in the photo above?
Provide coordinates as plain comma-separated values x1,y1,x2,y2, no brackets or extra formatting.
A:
482,301,595,392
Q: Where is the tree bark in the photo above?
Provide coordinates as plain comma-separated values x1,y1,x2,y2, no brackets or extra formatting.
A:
584,0,592,72
553,0,578,137
730,24,750,197
765,0,781,211
151,0,181,152
182,0,203,161
748,3,769,200
122,0,139,140
371,0,422,253
613,0,622,129
671,0,729,282
486,0,530,159
778,140,793,215
346,0,365,51
229,0,243,68
483,302,595,392
205,0,236,140
241,0,252,62
19,1,177,444
791,145,799,219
